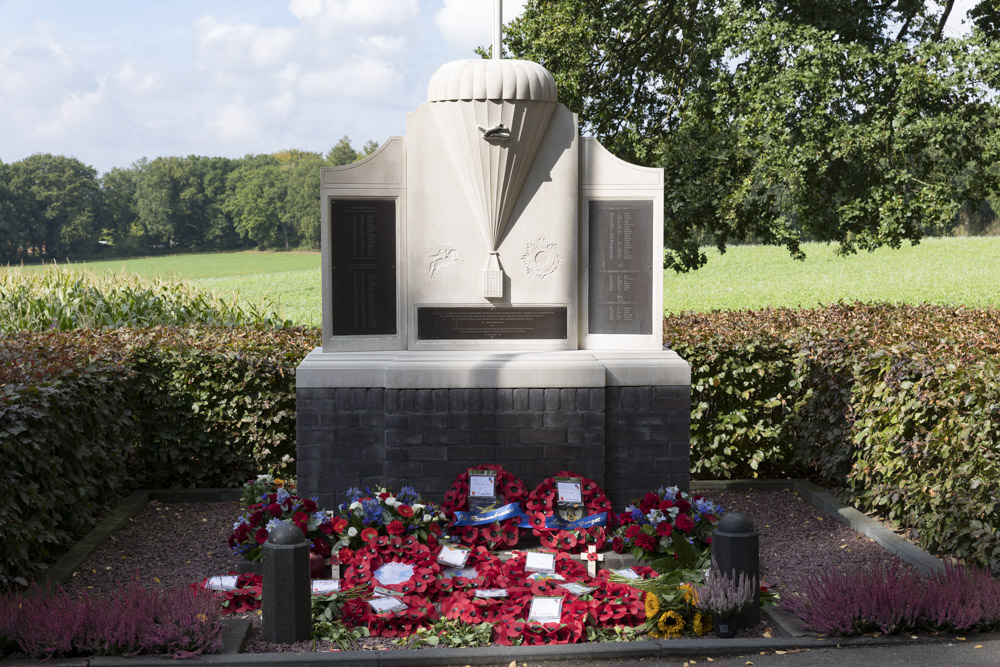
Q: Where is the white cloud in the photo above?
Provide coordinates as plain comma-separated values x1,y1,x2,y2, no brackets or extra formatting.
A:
434,0,526,54
299,56,403,101
206,96,261,143
195,14,298,70
289,0,419,30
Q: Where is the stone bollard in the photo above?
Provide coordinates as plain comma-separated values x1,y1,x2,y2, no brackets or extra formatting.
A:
711,512,760,630
262,523,312,643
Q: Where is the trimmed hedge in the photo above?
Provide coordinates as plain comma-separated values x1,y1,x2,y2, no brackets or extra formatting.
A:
5,302,1000,585
0,327,318,589
665,303,1000,571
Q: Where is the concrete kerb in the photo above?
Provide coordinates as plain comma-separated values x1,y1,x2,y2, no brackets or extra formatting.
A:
27,481,963,665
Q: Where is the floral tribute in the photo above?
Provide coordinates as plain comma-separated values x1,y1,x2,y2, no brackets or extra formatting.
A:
611,486,723,564
228,487,334,562
637,576,713,638
440,463,528,549
333,486,448,551
238,473,296,509
340,534,441,596
193,572,262,615
524,471,615,554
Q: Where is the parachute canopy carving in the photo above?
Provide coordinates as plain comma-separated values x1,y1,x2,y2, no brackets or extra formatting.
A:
427,59,558,297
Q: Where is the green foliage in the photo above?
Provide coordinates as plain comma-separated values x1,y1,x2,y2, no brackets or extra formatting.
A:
0,333,135,590
665,302,1000,570
395,618,494,649
312,593,370,650
0,266,290,333
506,1,1000,270
0,326,319,588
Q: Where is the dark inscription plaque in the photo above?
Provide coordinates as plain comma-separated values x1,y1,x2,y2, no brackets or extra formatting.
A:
588,200,653,335
330,200,396,336
417,307,568,340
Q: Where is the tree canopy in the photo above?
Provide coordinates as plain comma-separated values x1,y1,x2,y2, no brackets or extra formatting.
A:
505,0,1000,270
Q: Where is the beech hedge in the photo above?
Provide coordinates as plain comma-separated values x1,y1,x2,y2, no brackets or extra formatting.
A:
666,303,1000,571
0,327,318,588
5,303,1000,586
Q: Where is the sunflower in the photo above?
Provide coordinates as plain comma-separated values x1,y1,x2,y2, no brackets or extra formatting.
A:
693,611,712,636
644,591,661,619
657,610,685,638
678,583,698,605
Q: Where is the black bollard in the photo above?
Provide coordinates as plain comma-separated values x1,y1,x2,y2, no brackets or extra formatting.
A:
262,523,312,643
711,512,760,630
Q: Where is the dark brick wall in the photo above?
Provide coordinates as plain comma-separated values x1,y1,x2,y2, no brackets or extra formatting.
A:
297,385,688,511
604,385,690,508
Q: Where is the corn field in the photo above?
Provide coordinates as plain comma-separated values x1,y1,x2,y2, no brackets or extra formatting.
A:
0,266,290,333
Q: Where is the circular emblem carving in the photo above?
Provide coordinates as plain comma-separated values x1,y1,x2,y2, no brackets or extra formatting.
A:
521,238,561,279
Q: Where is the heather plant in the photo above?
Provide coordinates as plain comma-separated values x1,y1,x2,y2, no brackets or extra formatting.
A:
694,560,757,620
0,578,221,659
921,562,1000,632
781,561,925,635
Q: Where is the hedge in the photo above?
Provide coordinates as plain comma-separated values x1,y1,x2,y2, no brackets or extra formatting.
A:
666,303,1000,571
0,327,318,589
5,302,1000,586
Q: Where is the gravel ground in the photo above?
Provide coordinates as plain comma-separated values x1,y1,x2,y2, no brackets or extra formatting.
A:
59,488,900,653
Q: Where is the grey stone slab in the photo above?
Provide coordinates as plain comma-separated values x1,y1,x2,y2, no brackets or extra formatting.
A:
220,617,252,653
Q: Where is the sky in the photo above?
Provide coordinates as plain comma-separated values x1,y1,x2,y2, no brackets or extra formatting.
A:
0,0,978,176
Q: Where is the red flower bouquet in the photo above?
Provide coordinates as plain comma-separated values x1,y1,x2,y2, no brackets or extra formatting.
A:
611,486,722,567
228,489,334,562
441,464,528,549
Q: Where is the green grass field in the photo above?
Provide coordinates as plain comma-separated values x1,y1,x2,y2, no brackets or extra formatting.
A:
662,237,1000,313
9,237,1000,326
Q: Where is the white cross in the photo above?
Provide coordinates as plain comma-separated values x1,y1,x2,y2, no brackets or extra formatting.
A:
575,544,605,578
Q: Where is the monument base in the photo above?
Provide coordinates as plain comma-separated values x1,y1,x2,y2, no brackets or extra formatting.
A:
295,349,690,509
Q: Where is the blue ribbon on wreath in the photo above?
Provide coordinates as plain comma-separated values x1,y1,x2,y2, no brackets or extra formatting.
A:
451,502,527,526
518,511,608,530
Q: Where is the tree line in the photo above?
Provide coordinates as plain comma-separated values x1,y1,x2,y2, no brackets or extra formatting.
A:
0,136,377,265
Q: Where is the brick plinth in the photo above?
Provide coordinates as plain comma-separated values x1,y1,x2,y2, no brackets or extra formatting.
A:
297,386,689,510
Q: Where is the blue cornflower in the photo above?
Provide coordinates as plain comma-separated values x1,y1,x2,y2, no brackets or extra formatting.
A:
361,498,383,526
693,497,715,514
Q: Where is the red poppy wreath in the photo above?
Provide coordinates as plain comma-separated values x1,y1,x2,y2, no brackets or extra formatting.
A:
340,534,441,596
524,470,615,553
441,463,528,549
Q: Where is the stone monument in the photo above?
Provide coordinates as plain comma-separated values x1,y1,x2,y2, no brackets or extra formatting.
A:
296,5,690,509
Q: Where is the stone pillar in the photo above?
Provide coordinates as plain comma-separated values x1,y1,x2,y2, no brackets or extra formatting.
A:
711,512,760,629
261,523,311,643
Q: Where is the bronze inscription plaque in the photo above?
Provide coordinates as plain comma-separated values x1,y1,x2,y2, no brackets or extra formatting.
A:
588,200,653,335
330,199,397,336
417,307,568,340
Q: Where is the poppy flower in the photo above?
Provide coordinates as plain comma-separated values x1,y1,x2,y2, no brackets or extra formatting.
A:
559,532,578,550
481,523,503,542
528,512,547,530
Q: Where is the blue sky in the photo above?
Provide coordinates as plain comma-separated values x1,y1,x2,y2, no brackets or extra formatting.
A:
0,0,976,175
0,0,526,174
